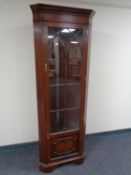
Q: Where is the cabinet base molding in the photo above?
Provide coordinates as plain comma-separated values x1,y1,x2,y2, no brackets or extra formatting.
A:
39,155,84,173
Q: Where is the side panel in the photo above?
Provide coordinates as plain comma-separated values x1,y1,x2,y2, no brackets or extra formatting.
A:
33,19,48,163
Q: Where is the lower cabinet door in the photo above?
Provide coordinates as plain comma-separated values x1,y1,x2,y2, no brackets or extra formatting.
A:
50,134,79,160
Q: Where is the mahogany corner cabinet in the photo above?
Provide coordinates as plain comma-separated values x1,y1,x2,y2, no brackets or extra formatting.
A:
30,3,94,172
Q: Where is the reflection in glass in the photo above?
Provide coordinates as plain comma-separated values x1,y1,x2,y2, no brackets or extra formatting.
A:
48,28,83,133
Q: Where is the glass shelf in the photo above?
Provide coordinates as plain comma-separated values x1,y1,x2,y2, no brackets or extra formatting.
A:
50,107,80,113
49,82,80,87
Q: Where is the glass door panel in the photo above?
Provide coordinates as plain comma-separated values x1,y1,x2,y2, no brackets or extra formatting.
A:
50,109,80,133
48,27,83,133
49,84,80,110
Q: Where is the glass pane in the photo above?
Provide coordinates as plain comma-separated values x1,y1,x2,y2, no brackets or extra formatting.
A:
48,27,83,133
49,84,80,110
50,109,80,133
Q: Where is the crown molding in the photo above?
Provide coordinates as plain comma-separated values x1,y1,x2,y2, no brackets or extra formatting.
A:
38,0,131,9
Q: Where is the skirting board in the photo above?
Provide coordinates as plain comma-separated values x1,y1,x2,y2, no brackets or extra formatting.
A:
0,128,131,152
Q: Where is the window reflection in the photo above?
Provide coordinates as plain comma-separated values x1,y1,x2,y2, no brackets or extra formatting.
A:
48,28,82,83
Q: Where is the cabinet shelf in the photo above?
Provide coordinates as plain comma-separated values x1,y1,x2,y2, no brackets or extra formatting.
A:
50,107,80,113
49,82,80,87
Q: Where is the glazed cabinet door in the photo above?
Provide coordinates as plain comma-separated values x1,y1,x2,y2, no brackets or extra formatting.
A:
48,27,82,133
44,24,88,161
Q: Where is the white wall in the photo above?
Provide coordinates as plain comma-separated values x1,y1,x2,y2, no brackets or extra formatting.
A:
0,0,131,146
0,0,38,146
86,6,131,133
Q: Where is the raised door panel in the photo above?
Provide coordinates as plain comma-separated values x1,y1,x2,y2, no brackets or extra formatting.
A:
50,134,79,160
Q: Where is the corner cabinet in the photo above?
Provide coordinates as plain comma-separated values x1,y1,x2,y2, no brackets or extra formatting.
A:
30,4,94,172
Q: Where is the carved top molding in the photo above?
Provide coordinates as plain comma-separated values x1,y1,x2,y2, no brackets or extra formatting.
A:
30,3,94,17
